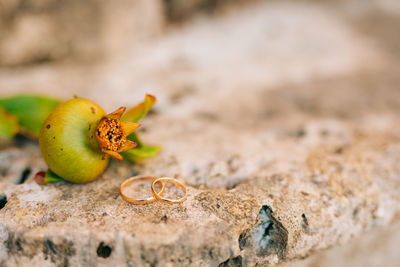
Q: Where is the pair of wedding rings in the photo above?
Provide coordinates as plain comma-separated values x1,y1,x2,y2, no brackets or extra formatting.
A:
120,175,188,205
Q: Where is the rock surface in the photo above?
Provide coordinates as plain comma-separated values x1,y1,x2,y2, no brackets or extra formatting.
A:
0,0,163,67
1,1,400,266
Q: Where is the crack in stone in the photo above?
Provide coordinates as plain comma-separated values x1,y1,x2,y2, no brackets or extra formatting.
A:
218,255,243,267
16,168,31,184
0,195,7,210
238,205,288,260
96,242,112,258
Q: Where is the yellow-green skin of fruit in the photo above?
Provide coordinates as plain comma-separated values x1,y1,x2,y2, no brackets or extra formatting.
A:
39,98,109,183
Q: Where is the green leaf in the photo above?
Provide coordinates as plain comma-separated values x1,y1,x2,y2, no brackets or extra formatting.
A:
121,145,162,162
127,132,142,147
121,94,160,162
0,95,61,137
121,94,156,123
0,107,19,139
124,132,162,162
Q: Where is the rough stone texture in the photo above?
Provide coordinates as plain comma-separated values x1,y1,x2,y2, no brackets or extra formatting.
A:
0,0,163,67
1,0,400,266
285,219,400,267
0,0,253,67
162,0,255,22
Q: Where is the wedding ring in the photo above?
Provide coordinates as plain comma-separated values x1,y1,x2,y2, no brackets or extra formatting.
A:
120,175,165,204
151,177,188,204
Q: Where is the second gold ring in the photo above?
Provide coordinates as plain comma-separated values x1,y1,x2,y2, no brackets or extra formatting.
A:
151,177,188,204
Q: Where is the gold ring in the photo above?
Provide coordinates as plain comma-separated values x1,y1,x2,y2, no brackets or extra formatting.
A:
120,175,165,204
151,177,188,204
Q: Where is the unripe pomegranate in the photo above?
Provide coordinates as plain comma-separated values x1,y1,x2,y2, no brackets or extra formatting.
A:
39,98,139,183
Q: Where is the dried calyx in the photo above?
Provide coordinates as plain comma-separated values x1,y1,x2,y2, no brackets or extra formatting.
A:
95,107,140,161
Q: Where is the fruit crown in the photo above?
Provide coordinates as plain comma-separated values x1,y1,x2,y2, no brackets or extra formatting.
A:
95,107,140,161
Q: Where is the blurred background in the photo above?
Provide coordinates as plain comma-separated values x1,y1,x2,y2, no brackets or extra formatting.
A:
1,0,400,266
1,0,399,112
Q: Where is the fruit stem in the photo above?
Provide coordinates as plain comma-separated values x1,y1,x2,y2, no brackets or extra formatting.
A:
34,170,64,185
